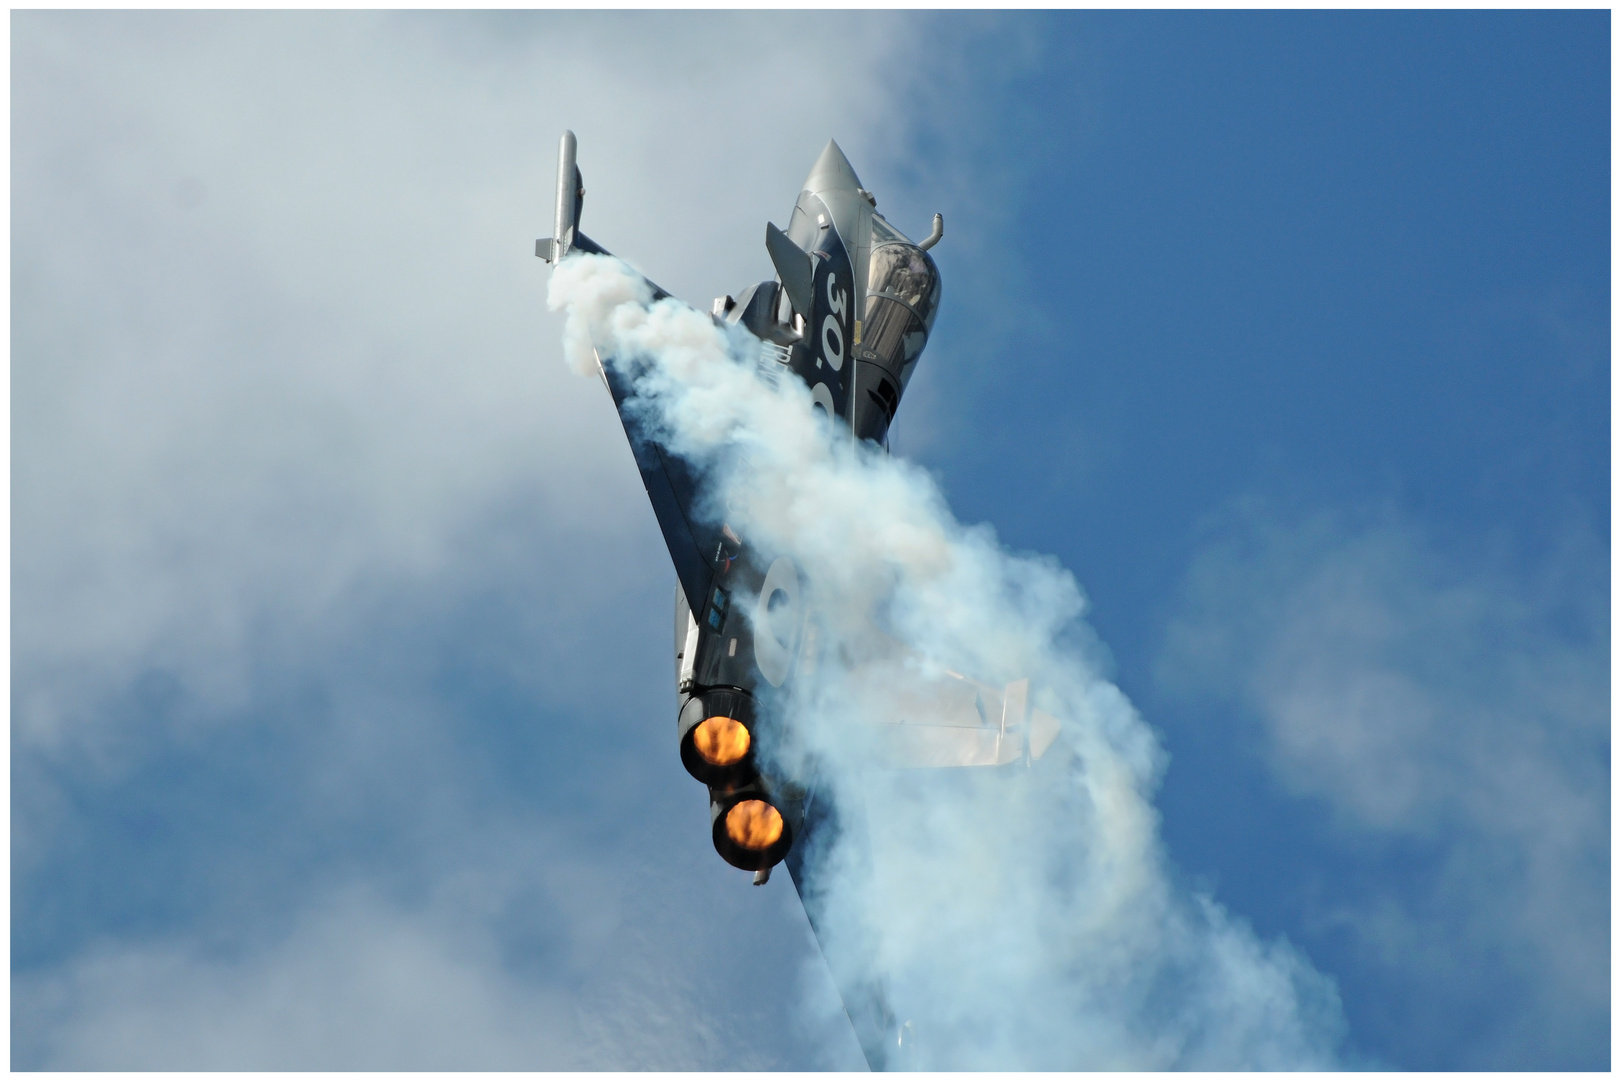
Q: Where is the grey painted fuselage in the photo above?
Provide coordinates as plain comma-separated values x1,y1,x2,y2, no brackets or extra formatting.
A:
537,134,945,1070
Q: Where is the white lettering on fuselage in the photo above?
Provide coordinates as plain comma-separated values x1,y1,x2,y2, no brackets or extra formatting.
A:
823,271,848,372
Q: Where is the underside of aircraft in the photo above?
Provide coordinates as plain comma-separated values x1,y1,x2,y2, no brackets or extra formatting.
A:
536,132,1059,1068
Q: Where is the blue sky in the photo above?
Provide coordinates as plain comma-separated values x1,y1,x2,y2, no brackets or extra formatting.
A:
11,11,1608,1070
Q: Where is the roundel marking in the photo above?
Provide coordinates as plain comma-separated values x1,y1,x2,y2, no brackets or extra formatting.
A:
753,556,802,687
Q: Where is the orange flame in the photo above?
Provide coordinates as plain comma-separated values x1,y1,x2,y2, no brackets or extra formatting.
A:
693,715,750,766
725,800,784,850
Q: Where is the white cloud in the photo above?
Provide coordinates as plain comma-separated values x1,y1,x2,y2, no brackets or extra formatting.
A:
1157,505,1608,1066
547,255,1348,1068
12,686,846,1072
12,11,923,1070
12,10,910,754
17,886,582,1070
15,876,797,1070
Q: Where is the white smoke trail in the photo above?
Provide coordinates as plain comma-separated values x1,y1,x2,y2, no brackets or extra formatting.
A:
549,254,1347,1069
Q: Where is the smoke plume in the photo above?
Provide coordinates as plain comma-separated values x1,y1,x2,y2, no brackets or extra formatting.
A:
549,254,1347,1069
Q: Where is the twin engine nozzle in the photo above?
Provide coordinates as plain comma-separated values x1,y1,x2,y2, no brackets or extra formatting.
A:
678,688,757,787
679,688,793,872
710,782,793,872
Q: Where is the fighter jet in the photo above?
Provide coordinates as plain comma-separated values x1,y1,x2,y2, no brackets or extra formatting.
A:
536,132,1059,1069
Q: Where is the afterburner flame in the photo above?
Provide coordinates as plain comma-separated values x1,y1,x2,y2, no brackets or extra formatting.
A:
725,799,784,850
694,715,750,766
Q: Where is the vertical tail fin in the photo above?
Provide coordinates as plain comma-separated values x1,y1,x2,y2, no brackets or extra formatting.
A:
537,130,584,263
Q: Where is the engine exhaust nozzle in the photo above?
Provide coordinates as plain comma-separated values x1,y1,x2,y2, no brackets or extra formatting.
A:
710,784,793,872
678,688,758,788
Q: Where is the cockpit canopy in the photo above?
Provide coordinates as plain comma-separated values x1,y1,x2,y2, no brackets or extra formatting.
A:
862,214,941,393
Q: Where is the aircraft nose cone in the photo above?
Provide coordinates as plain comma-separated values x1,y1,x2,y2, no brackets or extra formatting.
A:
802,138,863,195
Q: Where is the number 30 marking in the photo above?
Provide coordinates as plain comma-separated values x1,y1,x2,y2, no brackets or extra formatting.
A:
822,315,844,371
823,271,847,371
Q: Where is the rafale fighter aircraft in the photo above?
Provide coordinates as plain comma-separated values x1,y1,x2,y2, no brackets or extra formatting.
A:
536,132,1059,1069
